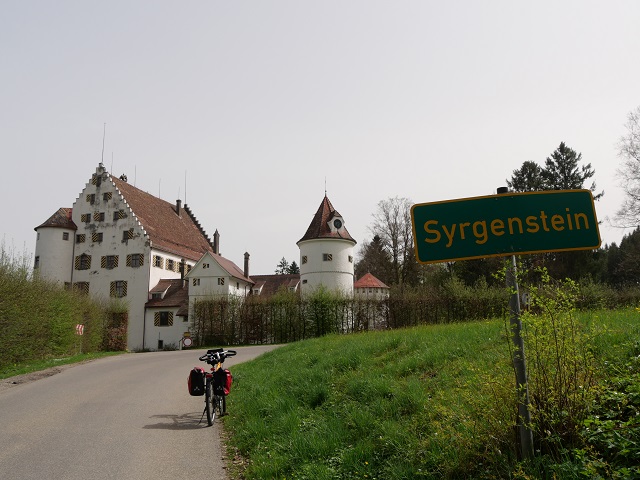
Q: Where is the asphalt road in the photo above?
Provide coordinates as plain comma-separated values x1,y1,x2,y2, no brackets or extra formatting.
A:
0,346,280,480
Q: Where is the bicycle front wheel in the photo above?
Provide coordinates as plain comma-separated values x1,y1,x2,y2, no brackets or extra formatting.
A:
214,394,224,418
205,380,213,426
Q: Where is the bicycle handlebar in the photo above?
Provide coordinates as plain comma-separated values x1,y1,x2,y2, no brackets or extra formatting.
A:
198,348,237,364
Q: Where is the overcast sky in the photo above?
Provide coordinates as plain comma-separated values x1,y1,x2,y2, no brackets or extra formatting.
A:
1,1,638,275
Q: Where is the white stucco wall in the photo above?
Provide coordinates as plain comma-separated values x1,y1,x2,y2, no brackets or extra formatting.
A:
354,287,390,300
298,238,355,296
144,307,189,350
34,227,74,285
186,252,251,321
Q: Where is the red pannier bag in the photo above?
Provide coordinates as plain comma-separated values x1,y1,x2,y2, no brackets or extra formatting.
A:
213,368,233,396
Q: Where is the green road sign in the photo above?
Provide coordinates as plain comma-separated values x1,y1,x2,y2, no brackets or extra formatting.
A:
411,189,601,264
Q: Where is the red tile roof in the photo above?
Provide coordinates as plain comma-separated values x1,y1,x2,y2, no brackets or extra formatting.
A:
214,253,253,284
297,196,356,244
248,274,300,296
111,175,214,262
146,279,189,309
354,272,390,289
35,208,77,231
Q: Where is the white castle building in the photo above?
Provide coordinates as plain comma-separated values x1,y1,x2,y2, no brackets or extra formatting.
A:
34,164,252,351
33,167,391,349
297,195,357,296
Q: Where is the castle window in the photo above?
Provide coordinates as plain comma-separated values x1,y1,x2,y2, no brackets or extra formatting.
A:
103,192,112,201
323,253,332,261
154,311,173,327
92,232,103,243
153,255,164,268
34,256,40,269
62,232,69,241
75,254,92,270
348,255,353,263
86,194,96,205
166,259,175,271
127,254,144,268
218,278,225,286
81,214,91,223
93,212,105,222
74,282,90,295
122,229,134,242
110,280,127,298
203,263,209,269
302,256,307,264
113,210,125,221
193,278,200,286
76,234,86,243
302,279,308,284
102,255,118,269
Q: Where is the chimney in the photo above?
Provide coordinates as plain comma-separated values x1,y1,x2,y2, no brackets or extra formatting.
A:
180,259,186,287
244,252,250,279
176,199,182,216
213,230,220,255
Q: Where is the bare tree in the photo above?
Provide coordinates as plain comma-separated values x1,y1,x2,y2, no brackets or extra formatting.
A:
616,106,640,228
370,197,415,287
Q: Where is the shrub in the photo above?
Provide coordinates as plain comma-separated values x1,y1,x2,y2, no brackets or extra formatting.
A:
518,268,599,458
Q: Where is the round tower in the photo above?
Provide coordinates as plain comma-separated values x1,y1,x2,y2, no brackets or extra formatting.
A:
34,208,76,285
297,195,356,296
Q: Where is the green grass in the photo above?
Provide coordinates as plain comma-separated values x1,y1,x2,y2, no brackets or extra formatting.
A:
0,351,123,380
223,309,640,479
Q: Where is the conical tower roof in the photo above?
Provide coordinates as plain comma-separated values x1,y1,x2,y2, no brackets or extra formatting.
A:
34,208,77,231
297,195,356,244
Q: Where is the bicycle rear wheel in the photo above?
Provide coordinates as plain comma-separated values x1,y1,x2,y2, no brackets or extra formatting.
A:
205,379,213,426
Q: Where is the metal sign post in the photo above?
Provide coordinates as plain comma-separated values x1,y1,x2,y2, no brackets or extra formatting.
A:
506,255,534,460
497,186,534,460
409,187,602,461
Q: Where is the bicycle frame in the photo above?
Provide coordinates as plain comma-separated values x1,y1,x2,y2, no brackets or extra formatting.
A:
197,349,235,426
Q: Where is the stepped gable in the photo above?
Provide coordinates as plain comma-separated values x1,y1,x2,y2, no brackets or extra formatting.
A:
35,208,77,231
354,272,390,289
298,195,356,243
183,204,215,252
111,175,214,262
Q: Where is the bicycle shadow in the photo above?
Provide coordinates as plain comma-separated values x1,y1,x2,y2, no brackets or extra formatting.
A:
143,412,211,430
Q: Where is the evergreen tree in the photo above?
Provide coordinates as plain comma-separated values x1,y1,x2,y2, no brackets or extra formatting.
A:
613,228,640,286
506,142,602,199
505,142,604,280
506,160,545,192
542,142,603,198
354,235,394,286
287,261,300,275
275,257,289,275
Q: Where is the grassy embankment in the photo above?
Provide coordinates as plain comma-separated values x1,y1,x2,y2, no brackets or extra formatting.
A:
223,308,640,479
